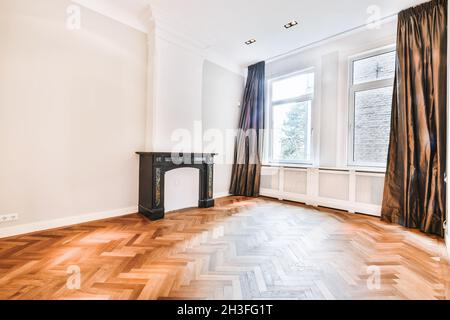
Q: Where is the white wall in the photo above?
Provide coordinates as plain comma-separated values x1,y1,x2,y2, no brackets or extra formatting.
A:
149,35,205,153
0,0,147,234
266,20,398,169
202,61,244,197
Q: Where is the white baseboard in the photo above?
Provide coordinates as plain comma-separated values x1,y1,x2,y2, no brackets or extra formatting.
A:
446,233,450,258
0,195,232,239
0,206,138,239
214,192,231,199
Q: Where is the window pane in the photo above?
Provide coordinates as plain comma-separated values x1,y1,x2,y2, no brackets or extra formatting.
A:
353,86,392,165
353,51,396,85
272,101,311,162
272,73,314,102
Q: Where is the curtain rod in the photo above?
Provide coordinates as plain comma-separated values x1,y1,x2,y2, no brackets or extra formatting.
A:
265,13,398,64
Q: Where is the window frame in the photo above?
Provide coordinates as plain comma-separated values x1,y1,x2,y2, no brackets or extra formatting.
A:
266,68,315,166
347,45,396,168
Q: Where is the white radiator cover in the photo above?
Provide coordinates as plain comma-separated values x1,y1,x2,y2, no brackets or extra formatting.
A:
261,166,384,216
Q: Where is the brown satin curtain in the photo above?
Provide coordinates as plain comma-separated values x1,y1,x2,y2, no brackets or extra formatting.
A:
382,0,447,237
230,61,265,197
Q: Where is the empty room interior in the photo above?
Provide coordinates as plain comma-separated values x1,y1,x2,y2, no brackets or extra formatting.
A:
1,0,450,301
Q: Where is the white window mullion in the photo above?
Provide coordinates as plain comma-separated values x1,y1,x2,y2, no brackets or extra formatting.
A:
267,69,315,166
347,46,396,169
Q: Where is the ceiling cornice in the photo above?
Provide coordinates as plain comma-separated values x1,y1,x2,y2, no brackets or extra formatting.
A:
148,4,245,75
152,22,245,75
72,0,244,75
72,0,149,33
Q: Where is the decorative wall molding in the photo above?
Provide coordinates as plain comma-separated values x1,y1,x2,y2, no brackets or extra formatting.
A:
0,206,137,239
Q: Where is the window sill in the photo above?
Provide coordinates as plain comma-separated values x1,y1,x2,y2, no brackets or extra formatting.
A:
262,163,386,174
263,162,313,169
345,165,386,174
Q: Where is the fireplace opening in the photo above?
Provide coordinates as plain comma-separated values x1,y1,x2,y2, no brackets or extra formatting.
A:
165,168,200,212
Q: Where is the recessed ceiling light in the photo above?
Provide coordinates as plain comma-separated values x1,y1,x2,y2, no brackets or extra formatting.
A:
245,39,256,45
284,20,299,29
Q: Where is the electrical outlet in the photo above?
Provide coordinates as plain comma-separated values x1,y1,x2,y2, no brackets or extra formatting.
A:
0,213,19,223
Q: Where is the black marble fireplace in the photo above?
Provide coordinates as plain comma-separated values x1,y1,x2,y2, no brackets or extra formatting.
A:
136,152,216,220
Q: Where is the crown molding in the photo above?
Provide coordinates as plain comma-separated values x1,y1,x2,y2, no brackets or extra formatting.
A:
205,50,246,76
151,23,244,76
153,22,210,56
72,0,149,33
71,1,244,76
147,4,245,76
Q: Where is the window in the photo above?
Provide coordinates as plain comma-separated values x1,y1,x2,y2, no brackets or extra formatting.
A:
348,47,395,167
267,70,315,164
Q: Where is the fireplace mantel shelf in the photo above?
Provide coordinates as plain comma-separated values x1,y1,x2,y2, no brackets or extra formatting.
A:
136,152,218,156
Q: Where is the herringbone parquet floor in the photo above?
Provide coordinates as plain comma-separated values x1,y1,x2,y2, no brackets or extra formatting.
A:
0,197,449,300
